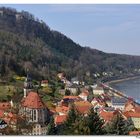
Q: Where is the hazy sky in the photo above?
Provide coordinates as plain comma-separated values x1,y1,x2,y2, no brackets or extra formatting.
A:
0,4,140,55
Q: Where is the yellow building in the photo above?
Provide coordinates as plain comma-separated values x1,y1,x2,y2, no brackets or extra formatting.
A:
124,111,140,129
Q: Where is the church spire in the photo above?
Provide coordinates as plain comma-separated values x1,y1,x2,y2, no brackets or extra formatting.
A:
23,70,33,98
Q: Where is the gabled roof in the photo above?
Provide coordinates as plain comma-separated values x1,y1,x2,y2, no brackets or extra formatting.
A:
99,110,118,122
74,101,92,114
0,119,7,125
21,92,46,109
100,110,114,122
41,80,48,84
0,102,11,110
56,106,69,114
63,96,79,100
55,115,67,125
112,97,127,105
0,110,4,118
79,89,89,97
93,86,104,90
123,111,140,118
129,131,140,135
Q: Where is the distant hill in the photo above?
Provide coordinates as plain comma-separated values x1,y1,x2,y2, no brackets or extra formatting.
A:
0,7,140,82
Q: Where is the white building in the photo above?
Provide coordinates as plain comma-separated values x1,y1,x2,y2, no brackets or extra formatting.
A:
111,97,127,110
78,90,89,101
93,87,104,95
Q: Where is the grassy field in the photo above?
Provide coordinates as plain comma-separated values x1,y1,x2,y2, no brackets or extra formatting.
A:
0,78,24,101
0,85,16,100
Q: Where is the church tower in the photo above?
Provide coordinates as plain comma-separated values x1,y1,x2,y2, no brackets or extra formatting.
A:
23,72,33,98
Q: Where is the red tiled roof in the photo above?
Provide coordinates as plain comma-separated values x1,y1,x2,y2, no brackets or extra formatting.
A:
56,106,69,114
129,131,140,135
74,101,92,114
135,106,140,112
22,92,46,109
0,102,11,110
123,111,140,118
41,80,48,84
63,96,79,100
55,115,67,125
0,110,4,118
100,111,114,122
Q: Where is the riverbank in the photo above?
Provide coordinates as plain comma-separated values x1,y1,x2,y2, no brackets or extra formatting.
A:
105,75,140,85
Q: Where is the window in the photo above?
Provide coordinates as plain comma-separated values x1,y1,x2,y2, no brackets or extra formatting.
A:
34,110,36,121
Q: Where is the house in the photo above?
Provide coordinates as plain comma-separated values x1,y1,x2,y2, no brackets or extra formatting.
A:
0,102,12,111
78,89,89,101
99,110,115,123
74,101,92,115
2,112,18,131
123,111,140,129
41,80,48,87
57,73,65,80
101,94,112,107
93,86,104,95
0,110,4,118
32,124,48,136
65,84,78,95
111,97,127,110
58,89,65,95
124,100,139,112
54,115,67,126
20,91,50,135
91,98,106,110
129,131,140,135
55,106,69,115
0,119,7,129
61,96,80,106
99,110,121,125
102,107,115,112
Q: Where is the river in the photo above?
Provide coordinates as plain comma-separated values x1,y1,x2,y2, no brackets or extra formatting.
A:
110,78,140,102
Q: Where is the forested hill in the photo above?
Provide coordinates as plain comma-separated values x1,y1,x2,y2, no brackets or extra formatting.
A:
0,7,140,82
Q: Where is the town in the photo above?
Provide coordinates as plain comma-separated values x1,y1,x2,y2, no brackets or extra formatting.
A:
0,72,139,135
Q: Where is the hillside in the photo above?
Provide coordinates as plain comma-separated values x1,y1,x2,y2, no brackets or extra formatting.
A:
0,7,140,83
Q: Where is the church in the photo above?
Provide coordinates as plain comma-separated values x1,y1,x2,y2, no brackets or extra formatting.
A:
20,74,50,135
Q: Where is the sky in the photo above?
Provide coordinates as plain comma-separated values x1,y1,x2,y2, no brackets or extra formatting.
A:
0,4,140,55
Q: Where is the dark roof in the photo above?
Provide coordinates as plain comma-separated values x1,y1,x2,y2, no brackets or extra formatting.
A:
0,119,7,125
112,97,127,105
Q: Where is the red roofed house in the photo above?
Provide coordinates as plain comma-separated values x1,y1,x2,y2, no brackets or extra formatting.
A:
78,89,89,101
20,90,50,135
100,110,115,123
123,111,140,129
56,106,69,115
61,96,81,107
54,115,67,126
99,110,121,125
129,131,140,135
74,101,92,115
41,80,48,87
0,102,11,111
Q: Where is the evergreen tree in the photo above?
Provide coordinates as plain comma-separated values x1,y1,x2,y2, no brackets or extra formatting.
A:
87,108,105,135
62,104,78,135
105,113,135,135
73,115,90,135
47,117,57,135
